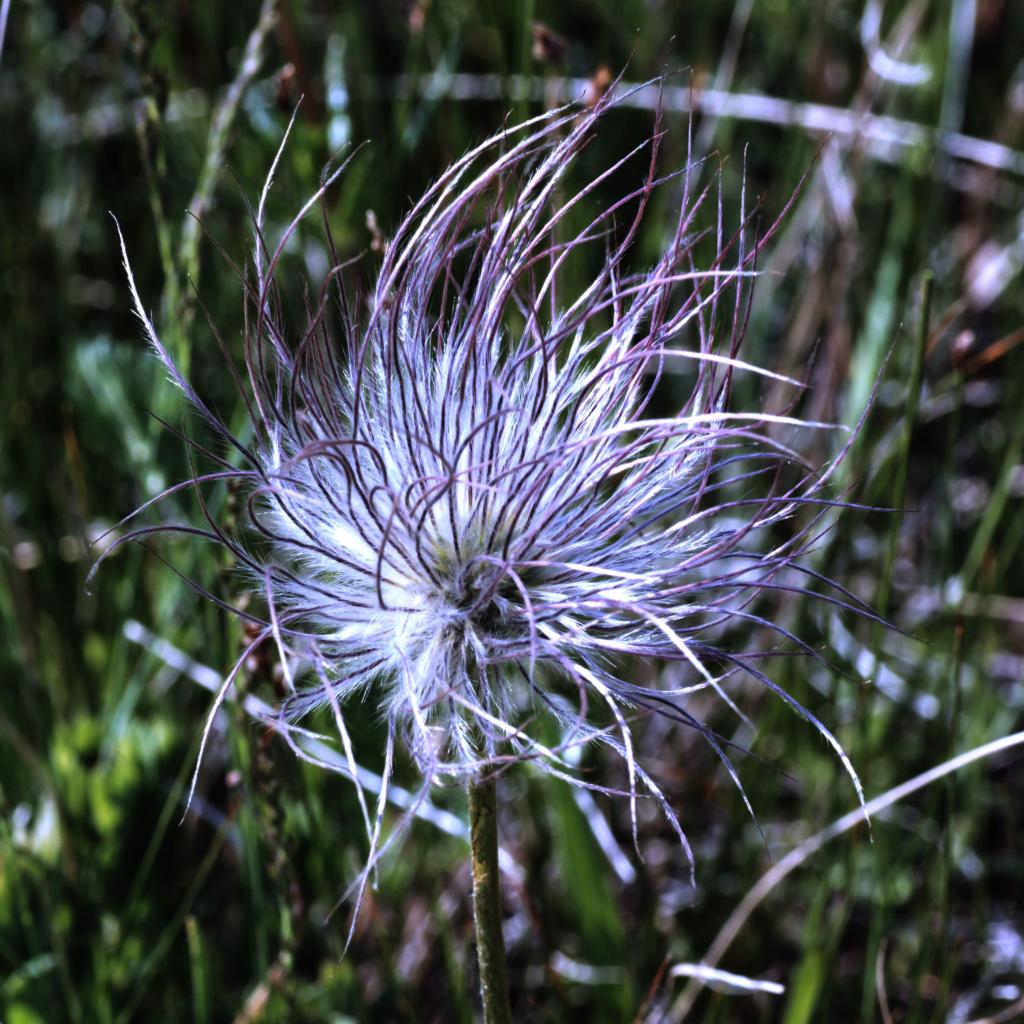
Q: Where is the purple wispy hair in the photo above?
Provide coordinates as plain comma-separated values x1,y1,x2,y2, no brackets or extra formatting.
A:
104,83,871,898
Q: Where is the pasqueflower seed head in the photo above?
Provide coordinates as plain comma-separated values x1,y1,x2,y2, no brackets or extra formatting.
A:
106,83,867,882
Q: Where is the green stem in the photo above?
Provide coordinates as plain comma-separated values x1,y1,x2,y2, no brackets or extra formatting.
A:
468,774,512,1024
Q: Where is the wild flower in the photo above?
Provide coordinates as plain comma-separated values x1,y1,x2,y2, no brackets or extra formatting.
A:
104,83,867,904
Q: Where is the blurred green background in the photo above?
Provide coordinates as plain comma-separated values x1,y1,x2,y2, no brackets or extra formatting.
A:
2,1,1024,1021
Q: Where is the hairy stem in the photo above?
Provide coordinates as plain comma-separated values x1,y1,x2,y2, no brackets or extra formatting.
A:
468,774,512,1024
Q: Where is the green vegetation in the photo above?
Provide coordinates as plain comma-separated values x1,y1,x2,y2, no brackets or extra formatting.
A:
2,1,1023,1021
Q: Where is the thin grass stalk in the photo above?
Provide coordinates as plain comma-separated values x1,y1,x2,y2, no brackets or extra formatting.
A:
667,729,1024,1021
875,272,932,626
177,0,278,313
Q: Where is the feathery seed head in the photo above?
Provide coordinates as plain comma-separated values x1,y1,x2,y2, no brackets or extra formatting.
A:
108,83,866,875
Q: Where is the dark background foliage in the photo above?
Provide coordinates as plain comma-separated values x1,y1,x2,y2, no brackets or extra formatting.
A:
2,1,1023,1021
